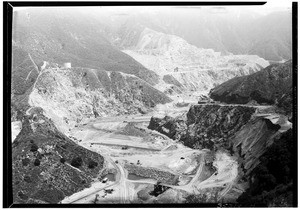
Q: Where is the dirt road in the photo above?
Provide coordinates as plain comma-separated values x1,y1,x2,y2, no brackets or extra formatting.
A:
65,112,239,204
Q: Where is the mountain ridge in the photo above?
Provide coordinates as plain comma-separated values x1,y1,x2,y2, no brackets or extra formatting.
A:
209,60,292,111
123,28,269,94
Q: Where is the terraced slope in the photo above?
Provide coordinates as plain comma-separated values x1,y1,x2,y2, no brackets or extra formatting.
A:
123,28,269,94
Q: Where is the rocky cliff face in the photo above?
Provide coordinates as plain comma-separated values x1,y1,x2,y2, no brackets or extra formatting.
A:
12,107,105,204
123,28,269,94
210,61,292,107
28,67,171,133
148,104,294,206
148,104,284,175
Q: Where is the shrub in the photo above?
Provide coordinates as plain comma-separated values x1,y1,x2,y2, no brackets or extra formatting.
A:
30,143,38,152
71,157,82,168
60,158,66,164
18,191,28,200
88,160,98,169
34,159,40,166
22,158,30,166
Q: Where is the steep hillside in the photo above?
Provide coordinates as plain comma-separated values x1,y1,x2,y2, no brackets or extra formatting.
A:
12,8,159,100
148,104,294,205
13,107,105,204
148,104,287,173
210,61,292,108
123,28,269,93
237,129,294,207
27,67,171,133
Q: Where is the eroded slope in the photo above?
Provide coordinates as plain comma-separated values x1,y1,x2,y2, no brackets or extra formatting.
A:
28,67,171,133
123,28,269,94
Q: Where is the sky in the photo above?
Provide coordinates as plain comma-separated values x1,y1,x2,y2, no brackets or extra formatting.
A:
12,0,292,14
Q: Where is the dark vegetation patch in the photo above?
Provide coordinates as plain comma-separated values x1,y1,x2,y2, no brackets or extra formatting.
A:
125,164,177,185
182,105,255,150
237,129,294,207
12,110,104,204
88,159,98,169
70,157,83,168
148,104,294,206
149,183,170,197
148,104,256,151
18,191,29,200
22,158,30,166
34,159,40,166
148,115,187,140
210,61,292,111
32,189,65,204
30,143,38,152
60,158,66,164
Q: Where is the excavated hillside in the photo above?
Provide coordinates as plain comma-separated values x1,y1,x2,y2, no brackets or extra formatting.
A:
12,107,105,204
27,67,171,134
148,104,294,206
148,104,291,175
123,28,269,94
210,61,292,108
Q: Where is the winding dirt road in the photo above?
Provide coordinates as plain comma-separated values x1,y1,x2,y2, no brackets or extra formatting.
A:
64,112,239,204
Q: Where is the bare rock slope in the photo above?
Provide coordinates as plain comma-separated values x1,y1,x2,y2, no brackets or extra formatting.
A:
28,67,171,133
123,28,269,94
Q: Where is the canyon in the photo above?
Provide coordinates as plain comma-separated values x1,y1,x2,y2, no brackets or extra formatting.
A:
10,6,294,207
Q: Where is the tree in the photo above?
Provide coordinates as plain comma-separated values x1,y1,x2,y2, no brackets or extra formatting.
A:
22,158,30,166
60,158,66,164
88,160,98,169
30,143,38,152
34,158,40,166
71,157,82,168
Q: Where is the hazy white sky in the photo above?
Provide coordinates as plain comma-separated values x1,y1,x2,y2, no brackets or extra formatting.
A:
12,0,292,14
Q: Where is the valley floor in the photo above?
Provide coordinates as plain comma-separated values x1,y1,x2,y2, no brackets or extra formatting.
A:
60,103,241,204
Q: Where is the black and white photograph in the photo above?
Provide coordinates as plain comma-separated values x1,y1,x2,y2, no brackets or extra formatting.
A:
4,1,297,207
